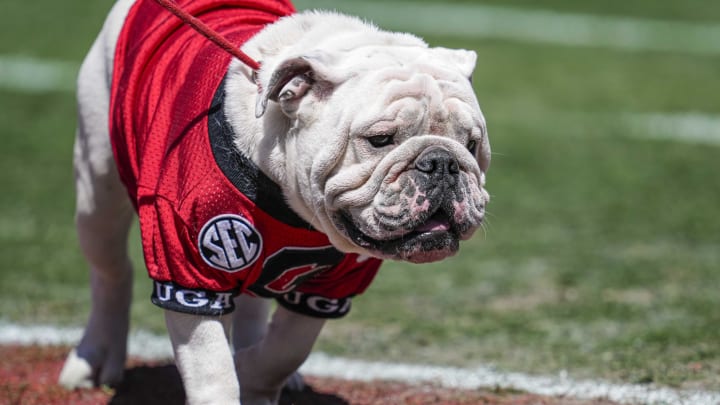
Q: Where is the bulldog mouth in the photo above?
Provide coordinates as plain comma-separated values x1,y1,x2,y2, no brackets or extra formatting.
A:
338,211,460,263
413,214,451,233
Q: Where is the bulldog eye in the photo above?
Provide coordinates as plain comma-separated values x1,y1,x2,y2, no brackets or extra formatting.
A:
368,134,395,148
467,140,477,153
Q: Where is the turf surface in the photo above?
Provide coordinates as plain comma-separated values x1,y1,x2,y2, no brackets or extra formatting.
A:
1,0,719,391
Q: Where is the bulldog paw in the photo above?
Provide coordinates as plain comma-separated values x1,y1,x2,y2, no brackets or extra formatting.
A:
58,349,95,389
58,346,125,389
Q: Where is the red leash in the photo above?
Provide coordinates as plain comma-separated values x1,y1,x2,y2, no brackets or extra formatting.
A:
154,0,261,70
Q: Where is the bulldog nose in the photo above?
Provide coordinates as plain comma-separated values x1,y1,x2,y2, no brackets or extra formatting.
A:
415,147,460,176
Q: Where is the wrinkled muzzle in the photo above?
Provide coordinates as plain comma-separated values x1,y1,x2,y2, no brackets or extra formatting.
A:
334,144,488,263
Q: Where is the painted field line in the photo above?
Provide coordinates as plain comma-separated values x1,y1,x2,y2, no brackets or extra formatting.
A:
0,55,77,93
549,111,720,146
295,0,720,55
626,113,720,145
3,53,719,149
3,3,720,94
1,321,719,405
0,321,174,361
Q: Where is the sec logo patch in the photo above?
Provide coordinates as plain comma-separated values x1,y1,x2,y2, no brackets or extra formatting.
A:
198,214,262,272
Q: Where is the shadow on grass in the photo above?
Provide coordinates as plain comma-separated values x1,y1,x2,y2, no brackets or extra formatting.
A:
109,364,348,405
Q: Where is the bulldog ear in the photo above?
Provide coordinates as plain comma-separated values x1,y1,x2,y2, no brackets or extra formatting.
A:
255,54,331,118
432,48,477,79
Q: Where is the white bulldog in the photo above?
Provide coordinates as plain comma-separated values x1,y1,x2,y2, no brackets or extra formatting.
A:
58,0,490,404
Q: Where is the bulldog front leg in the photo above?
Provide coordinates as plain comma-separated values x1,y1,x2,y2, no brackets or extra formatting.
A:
58,29,134,389
235,307,326,405
165,311,240,405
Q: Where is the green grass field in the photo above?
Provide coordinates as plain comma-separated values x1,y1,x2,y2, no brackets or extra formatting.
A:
1,0,719,392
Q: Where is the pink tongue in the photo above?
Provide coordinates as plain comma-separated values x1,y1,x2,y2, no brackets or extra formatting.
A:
416,218,450,233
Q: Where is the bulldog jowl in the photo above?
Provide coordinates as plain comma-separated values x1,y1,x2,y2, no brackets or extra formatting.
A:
339,145,487,264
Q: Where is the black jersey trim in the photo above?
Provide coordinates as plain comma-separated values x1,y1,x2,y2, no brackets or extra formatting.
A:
276,291,353,319
151,280,239,316
207,78,313,230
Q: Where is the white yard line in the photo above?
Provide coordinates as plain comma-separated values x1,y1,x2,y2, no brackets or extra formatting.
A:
2,54,720,148
0,321,174,361
0,55,77,93
303,353,720,405
1,321,719,405
295,0,720,55
626,113,720,145
2,2,720,93
546,111,720,146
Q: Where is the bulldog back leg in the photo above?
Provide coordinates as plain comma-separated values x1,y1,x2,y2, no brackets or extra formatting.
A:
164,302,324,405
231,295,310,394
58,31,134,389
234,307,326,404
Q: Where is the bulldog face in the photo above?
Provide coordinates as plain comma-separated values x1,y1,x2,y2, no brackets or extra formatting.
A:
329,57,490,263
253,30,490,263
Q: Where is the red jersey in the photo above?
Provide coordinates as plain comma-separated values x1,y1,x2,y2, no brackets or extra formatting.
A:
110,0,382,318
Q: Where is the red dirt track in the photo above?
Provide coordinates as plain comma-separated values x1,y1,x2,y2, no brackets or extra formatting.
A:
0,345,619,404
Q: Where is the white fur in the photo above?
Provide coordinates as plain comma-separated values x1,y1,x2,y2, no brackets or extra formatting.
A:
225,12,489,257
59,1,488,404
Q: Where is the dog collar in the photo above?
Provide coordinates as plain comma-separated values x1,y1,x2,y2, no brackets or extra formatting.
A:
208,78,314,230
